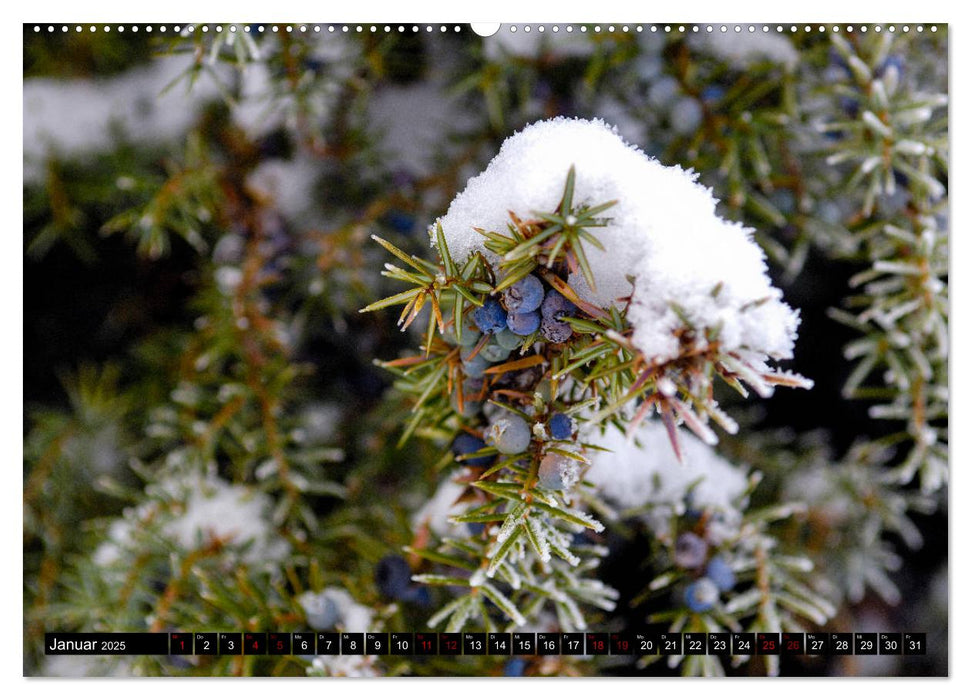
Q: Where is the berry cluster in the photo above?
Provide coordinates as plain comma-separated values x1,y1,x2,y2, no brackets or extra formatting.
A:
466,274,578,361
452,409,581,494
674,532,737,613
446,274,586,492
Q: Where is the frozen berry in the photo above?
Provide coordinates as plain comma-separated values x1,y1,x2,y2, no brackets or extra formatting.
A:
456,314,482,347
494,328,523,350
540,317,573,343
462,376,484,395
461,349,490,378
450,391,481,417
400,585,432,607
540,291,577,343
299,590,341,630
486,414,532,455
700,85,725,103
507,310,540,336
540,290,577,322
385,210,415,235
472,298,507,334
548,412,574,440
502,274,544,313
451,433,492,467
467,521,486,536
452,377,483,416
537,453,581,491
705,556,736,592
480,342,512,363
684,577,719,613
375,555,413,599
673,532,708,569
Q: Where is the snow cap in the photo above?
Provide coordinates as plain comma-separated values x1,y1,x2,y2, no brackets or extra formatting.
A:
434,117,799,365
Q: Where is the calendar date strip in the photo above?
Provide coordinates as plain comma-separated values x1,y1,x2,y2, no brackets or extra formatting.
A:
45,631,927,656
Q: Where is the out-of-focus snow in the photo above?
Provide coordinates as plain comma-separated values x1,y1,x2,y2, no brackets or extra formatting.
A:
246,155,321,221
24,33,358,182
310,653,378,677
92,474,290,568
43,655,135,677
23,55,221,181
584,420,749,536
304,585,378,676
482,27,594,61
689,30,799,70
368,81,478,177
411,468,471,538
162,476,290,563
299,587,374,632
233,33,359,140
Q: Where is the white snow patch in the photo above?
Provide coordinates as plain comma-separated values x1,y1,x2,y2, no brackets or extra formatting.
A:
411,469,470,538
583,420,749,534
311,653,378,677
434,117,799,365
93,474,289,568
23,55,222,181
627,211,800,364
690,31,799,70
483,28,594,61
295,401,343,445
246,155,321,221
368,82,478,176
162,476,290,564
299,587,373,632
43,655,135,677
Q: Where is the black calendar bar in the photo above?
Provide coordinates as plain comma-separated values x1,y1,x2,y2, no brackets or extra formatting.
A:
44,633,169,655
243,632,266,655
293,632,315,655
684,632,706,655
879,633,902,655
414,632,437,655
586,633,608,655
807,632,829,655
195,633,218,655
439,632,461,655
782,632,804,655
42,631,929,656
316,633,339,655
537,632,560,655
390,632,414,655
170,632,192,655
268,632,291,655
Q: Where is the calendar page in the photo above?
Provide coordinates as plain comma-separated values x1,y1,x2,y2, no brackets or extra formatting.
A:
23,19,949,679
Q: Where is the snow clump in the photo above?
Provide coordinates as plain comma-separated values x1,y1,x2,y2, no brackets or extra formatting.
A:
92,474,290,568
411,468,472,538
584,420,749,538
433,117,800,365
689,30,799,70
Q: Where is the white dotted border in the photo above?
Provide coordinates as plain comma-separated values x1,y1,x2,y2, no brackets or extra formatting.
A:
28,24,942,35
